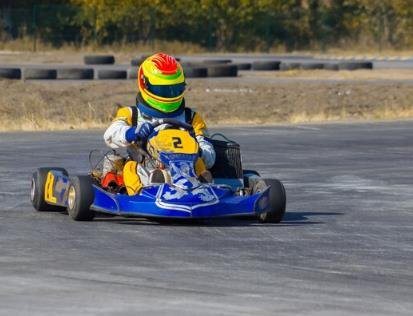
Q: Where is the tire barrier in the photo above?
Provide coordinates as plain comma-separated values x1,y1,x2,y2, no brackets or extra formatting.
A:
84,55,115,65
206,64,238,77
252,60,281,70
96,69,127,80
323,63,339,71
338,61,373,70
2,57,377,82
279,61,373,71
127,68,138,79
300,62,324,70
182,65,208,78
203,59,232,64
57,68,94,80
130,57,145,67
279,62,301,71
23,68,57,80
234,62,252,70
131,56,180,67
0,67,21,79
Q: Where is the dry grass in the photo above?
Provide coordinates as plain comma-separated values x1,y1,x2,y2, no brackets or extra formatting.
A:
0,81,129,131
1,72,413,131
2,37,413,56
187,79,413,125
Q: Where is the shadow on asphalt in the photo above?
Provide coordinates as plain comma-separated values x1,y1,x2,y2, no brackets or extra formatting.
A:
283,211,342,222
92,211,343,227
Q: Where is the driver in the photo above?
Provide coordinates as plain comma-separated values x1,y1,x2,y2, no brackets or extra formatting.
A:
104,52,216,195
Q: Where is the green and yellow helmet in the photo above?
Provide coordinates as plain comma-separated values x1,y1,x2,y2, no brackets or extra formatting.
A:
137,53,185,115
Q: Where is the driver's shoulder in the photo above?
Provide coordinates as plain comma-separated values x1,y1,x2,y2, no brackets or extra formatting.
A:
112,106,135,125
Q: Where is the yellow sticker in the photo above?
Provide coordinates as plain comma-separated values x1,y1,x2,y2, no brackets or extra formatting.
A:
44,172,57,204
149,129,198,154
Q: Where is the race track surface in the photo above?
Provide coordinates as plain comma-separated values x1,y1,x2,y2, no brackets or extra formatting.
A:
0,121,412,315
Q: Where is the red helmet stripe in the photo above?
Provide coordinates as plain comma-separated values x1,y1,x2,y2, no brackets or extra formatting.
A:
151,53,178,75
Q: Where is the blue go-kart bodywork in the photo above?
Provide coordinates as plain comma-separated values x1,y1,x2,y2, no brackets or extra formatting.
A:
41,156,272,220
89,178,270,219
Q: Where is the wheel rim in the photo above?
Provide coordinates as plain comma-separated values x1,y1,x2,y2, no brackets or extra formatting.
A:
256,188,266,220
67,186,76,210
30,178,36,202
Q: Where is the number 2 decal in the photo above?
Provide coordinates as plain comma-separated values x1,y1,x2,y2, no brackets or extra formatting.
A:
172,137,183,148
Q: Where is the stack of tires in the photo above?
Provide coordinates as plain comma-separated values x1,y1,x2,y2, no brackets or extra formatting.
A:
0,54,375,82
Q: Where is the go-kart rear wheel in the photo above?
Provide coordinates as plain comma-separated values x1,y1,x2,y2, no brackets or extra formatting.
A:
253,178,286,223
31,167,68,212
67,176,95,221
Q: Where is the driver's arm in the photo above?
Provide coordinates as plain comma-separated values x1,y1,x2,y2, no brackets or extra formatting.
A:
104,107,134,149
191,112,216,169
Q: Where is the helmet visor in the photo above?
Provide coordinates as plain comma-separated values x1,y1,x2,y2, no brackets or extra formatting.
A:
146,82,185,98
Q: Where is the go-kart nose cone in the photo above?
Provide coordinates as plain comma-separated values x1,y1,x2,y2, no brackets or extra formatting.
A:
156,183,219,213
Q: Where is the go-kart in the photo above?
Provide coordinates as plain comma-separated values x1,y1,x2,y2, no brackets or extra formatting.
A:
30,119,286,223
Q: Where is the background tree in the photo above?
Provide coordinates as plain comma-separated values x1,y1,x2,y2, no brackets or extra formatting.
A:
1,0,413,51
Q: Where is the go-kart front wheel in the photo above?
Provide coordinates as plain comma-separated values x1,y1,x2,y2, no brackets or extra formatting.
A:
253,178,286,223
67,176,95,221
31,167,68,212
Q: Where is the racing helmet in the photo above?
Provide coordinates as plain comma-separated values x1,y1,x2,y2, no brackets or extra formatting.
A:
137,53,185,115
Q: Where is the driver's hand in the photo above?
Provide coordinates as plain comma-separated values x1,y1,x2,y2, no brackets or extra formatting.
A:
125,122,154,143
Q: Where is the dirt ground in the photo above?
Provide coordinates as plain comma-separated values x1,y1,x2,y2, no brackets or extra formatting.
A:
1,70,413,131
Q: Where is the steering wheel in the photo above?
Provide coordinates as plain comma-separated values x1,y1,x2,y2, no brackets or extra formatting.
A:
151,118,194,134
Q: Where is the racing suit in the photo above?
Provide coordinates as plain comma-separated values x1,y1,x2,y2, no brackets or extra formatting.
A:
104,105,216,195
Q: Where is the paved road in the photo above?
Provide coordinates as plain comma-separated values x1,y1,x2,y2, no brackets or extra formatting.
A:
0,121,412,315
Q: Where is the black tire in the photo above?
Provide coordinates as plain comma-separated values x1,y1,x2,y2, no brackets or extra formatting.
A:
300,62,324,70
203,59,232,64
57,68,94,80
280,62,301,71
252,60,281,71
323,63,339,71
0,67,21,79
182,66,208,78
252,178,286,223
135,55,179,65
67,175,95,221
207,64,238,77
130,57,146,67
180,61,204,68
338,61,373,70
84,55,115,65
97,69,127,80
234,62,252,70
31,167,68,212
23,68,57,80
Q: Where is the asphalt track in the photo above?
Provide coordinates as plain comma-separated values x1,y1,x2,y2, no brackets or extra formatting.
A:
0,121,412,315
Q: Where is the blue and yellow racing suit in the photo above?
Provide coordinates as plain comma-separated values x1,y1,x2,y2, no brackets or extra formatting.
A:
104,105,216,195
